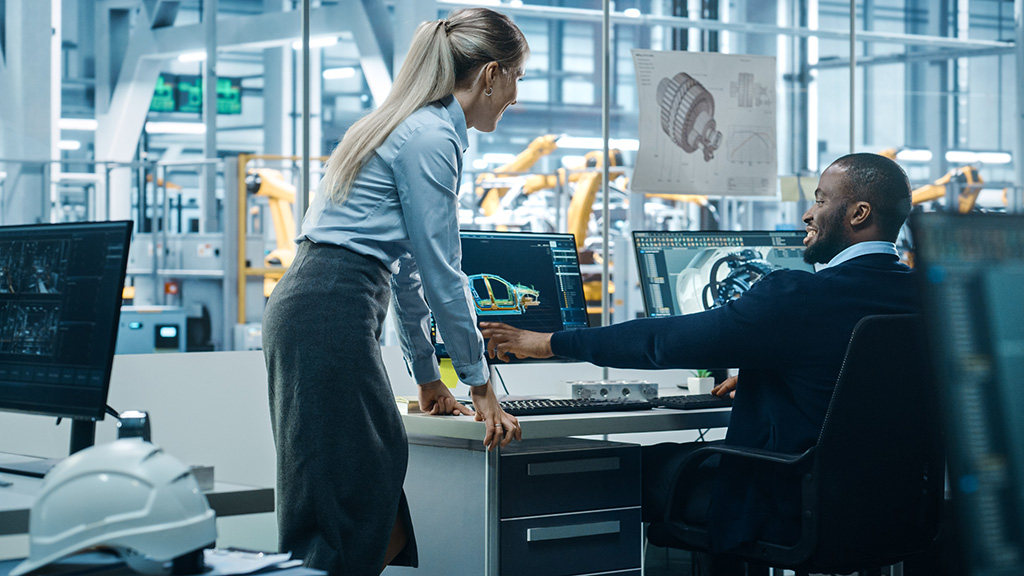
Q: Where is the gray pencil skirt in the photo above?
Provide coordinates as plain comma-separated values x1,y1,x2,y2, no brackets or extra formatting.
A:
263,240,417,575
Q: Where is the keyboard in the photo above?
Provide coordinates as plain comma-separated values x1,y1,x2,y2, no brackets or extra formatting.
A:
651,394,733,410
494,398,654,416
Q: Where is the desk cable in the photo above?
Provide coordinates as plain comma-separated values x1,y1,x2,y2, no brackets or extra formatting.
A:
493,366,511,396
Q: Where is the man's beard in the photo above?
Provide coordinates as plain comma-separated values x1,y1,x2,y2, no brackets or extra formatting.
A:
803,204,850,264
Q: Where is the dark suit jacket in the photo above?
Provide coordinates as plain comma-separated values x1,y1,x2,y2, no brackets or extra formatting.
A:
550,253,919,550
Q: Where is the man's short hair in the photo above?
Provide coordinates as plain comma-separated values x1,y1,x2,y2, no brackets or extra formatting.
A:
831,153,912,241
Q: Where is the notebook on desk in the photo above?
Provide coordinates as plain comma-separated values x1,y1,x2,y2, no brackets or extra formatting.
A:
0,458,61,479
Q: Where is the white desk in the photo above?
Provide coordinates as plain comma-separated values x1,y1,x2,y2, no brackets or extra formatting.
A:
0,453,274,537
400,407,730,440
389,407,730,576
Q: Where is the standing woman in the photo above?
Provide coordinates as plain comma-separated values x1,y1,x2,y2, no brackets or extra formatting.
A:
263,7,527,576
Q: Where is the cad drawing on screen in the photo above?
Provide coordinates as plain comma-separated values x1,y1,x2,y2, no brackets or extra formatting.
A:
468,273,540,316
676,248,782,313
657,72,723,162
0,239,69,356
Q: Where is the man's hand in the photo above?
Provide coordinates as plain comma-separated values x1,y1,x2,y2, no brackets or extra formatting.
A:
712,375,738,399
478,322,554,362
418,380,473,416
470,382,521,450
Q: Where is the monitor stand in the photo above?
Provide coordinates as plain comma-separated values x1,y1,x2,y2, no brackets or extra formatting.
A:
69,419,96,454
0,420,96,478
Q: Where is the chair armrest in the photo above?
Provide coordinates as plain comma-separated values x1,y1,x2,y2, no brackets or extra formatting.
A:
701,444,814,466
662,444,815,531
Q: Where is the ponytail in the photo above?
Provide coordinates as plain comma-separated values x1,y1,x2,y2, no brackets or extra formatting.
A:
321,8,528,204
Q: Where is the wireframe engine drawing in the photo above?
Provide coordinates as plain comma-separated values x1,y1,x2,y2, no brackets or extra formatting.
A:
657,72,723,161
468,274,540,315
675,248,781,314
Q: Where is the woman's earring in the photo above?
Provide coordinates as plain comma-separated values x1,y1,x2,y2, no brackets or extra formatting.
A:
484,87,493,97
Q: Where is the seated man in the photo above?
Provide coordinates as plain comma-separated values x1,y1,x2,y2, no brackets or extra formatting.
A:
479,153,919,561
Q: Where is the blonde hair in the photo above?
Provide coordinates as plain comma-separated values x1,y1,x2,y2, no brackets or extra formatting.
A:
322,7,529,204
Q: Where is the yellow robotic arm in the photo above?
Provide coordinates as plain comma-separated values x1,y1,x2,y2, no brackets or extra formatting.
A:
565,150,625,249
910,166,984,213
476,135,559,216
245,168,297,296
879,148,985,213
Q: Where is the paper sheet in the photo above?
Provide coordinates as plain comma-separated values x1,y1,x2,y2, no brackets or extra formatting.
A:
631,49,778,197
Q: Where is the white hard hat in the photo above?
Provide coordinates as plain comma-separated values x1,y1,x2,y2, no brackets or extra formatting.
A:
11,440,217,576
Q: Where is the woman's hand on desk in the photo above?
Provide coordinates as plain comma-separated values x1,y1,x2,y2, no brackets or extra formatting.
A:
479,322,553,362
712,376,738,399
470,382,521,451
418,380,474,416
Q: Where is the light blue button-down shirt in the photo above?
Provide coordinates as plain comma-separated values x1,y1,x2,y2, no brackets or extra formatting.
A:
820,240,900,269
299,95,488,386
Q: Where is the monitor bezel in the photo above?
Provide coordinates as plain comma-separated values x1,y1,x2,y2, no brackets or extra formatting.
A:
0,220,133,421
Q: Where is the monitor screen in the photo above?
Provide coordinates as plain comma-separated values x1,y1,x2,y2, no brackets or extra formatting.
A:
911,212,1024,575
433,230,589,362
633,230,813,317
0,221,132,421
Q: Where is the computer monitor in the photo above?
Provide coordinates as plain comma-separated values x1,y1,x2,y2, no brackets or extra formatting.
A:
633,230,813,317
911,212,1024,575
433,230,589,362
0,221,132,454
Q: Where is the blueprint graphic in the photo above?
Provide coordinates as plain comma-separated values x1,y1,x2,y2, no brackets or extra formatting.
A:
631,50,777,196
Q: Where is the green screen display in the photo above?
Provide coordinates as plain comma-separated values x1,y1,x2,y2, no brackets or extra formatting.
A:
150,74,177,112
149,73,242,115
216,78,242,115
176,75,204,114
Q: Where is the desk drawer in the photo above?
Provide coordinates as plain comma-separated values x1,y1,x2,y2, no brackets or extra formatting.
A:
500,440,640,518
500,507,641,575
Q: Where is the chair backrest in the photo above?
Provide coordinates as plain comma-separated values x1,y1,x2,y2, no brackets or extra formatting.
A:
807,313,944,571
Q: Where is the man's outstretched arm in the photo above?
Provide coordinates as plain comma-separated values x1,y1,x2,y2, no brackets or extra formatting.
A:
478,322,553,362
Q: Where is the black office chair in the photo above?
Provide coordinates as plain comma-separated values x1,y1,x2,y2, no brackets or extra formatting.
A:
646,314,944,576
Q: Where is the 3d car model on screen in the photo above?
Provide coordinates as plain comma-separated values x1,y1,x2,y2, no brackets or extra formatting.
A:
468,274,541,315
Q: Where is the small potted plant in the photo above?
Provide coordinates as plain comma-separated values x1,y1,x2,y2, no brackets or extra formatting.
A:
687,369,715,395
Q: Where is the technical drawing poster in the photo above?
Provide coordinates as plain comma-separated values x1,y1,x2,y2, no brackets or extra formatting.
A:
631,49,777,196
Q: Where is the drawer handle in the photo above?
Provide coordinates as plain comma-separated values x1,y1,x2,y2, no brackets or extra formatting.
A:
527,457,620,476
527,520,621,542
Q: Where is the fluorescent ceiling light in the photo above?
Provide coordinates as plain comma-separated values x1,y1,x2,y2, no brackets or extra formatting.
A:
59,118,98,131
976,152,1012,164
178,51,207,62
292,37,338,50
895,149,932,162
58,140,82,151
472,159,489,170
556,136,640,152
509,0,523,5
561,155,586,168
145,122,207,135
944,150,1011,164
945,151,978,163
323,67,357,80
483,153,517,165
0,171,7,179
624,8,642,17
